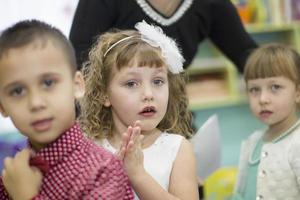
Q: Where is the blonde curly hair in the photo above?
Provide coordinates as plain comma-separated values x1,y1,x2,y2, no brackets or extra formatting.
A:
79,29,193,140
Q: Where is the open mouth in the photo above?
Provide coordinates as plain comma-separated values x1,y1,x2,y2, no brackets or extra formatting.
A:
139,106,156,116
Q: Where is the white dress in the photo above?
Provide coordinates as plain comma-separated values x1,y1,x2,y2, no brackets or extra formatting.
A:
100,132,183,200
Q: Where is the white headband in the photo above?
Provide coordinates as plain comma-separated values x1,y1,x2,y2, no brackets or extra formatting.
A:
103,36,134,57
104,20,184,74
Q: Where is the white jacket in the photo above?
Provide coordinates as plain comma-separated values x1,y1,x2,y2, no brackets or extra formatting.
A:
234,127,300,200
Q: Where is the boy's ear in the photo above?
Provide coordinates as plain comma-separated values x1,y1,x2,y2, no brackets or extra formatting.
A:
74,71,85,99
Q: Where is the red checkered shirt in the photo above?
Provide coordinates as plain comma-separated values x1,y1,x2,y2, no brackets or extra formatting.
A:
0,123,134,200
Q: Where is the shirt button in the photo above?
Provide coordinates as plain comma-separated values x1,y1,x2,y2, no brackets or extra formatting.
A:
256,195,263,200
259,170,266,178
261,151,268,158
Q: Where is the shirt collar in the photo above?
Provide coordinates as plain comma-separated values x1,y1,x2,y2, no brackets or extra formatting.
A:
30,122,84,167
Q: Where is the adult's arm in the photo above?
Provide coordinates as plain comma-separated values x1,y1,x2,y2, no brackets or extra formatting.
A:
69,0,119,68
209,0,258,72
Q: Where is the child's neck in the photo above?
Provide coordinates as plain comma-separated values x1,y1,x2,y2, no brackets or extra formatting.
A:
109,128,162,149
264,116,299,142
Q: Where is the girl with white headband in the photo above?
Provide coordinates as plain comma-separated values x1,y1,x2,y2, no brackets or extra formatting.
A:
80,21,199,200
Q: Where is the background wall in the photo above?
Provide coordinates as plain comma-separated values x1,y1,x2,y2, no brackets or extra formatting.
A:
0,0,79,36
0,0,79,134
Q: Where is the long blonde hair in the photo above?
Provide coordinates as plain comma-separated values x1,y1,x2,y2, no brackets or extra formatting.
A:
79,29,193,140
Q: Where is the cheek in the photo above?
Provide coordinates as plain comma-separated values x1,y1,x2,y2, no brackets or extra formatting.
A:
249,100,259,113
2,100,24,114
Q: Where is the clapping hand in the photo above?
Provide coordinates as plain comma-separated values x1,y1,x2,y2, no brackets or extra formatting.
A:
117,121,145,179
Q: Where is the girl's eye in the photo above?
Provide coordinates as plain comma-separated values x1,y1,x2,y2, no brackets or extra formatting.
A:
153,79,164,86
271,84,281,92
10,86,24,97
248,86,260,94
125,80,138,88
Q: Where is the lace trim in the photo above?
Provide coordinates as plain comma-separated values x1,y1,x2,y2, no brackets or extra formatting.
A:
135,0,194,26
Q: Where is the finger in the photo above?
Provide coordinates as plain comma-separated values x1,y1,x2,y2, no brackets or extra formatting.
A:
133,120,141,128
118,126,133,159
3,157,13,169
121,129,131,148
14,148,30,161
31,167,43,177
19,148,31,160
13,149,31,168
126,140,135,151
126,127,142,151
117,146,126,161
131,126,141,146
138,134,144,148
122,126,133,151
125,126,135,149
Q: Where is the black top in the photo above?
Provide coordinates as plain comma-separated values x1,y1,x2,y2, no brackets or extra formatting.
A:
69,0,258,72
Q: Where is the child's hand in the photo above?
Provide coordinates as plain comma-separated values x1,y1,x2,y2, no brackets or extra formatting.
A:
1,148,42,200
118,121,145,179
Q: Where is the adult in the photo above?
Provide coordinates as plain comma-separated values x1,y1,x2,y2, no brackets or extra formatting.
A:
69,0,257,71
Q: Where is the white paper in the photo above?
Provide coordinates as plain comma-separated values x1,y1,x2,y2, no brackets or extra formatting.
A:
190,114,221,180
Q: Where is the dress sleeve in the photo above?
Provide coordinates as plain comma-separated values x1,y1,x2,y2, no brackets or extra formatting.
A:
84,158,134,200
69,0,120,68
209,0,257,72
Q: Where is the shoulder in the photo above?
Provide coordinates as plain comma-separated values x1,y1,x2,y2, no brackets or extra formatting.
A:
291,126,300,140
161,132,184,141
177,137,194,156
288,126,300,154
163,133,194,160
160,133,184,148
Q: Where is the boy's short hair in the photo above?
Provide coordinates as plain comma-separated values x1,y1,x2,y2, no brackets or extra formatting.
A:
0,19,77,72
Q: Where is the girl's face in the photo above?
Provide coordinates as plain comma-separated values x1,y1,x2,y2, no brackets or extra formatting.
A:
105,64,169,135
247,76,300,131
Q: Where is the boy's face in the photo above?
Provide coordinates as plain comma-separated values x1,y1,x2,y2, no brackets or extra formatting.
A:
105,64,169,134
0,40,84,150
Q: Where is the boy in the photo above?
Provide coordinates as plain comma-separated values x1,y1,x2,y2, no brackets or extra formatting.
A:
0,20,133,200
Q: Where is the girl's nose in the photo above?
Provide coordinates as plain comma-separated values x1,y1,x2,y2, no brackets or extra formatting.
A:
259,90,271,104
142,85,154,102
